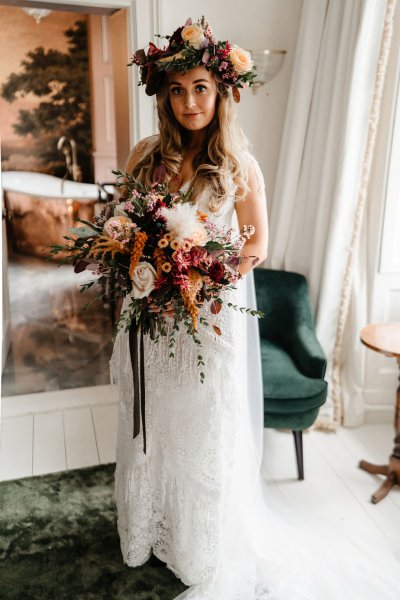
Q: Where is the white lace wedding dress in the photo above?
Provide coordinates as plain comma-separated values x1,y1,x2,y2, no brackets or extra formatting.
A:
110,142,400,599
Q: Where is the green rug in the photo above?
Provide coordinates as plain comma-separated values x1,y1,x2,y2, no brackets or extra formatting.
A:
0,463,188,599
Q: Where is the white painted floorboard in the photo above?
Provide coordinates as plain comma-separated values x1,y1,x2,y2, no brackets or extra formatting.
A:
33,411,66,476
1,394,399,556
91,403,118,464
63,406,99,470
0,414,33,480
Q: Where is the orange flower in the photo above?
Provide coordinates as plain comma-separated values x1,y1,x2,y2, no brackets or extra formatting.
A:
129,231,148,279
181,291,198,331
188,269,203,302
181,269,204,331
162,262,172,273
170,239,180,250
88,235,129,260
158,238,169,248
153,247,165,277
197,210,208,223
181,240,192,253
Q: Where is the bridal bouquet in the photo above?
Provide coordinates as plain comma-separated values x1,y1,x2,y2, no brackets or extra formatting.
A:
51,169,262,381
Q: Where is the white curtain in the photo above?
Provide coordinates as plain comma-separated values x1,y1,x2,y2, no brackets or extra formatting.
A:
265,0,397,428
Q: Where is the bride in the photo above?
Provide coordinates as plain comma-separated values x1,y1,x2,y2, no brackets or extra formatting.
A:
110,16,400,599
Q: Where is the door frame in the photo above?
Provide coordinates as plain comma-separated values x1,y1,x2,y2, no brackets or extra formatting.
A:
0,0,160,388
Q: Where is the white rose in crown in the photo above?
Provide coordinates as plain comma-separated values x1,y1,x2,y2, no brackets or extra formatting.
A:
181,24,206,49
229,45,253,74
131,261,157,299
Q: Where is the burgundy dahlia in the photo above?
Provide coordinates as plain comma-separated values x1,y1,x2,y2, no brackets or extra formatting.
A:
209,261,225,283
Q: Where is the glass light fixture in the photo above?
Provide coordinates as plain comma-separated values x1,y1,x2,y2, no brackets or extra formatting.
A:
22,8,52,24
250,50,287,92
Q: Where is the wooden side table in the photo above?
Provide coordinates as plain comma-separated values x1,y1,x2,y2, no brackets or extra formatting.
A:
358,323,400,504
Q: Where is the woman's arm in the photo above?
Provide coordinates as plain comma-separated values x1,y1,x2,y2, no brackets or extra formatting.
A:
235,157,269,276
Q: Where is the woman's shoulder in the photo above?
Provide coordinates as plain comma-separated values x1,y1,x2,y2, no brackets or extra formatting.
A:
238,146,259,170
232,146,266,202
241,148,265,184
134,133,160,154
124,133,160,172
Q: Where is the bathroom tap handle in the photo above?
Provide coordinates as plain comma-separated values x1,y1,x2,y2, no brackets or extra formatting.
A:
97,182,116,202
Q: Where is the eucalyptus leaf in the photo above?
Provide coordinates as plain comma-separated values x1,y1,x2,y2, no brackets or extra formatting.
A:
70,226,99,238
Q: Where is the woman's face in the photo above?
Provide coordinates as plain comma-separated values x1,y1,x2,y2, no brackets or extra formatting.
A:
167,65,218,132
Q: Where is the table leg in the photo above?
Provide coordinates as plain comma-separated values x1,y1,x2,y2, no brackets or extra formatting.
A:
358,357,400,503
371,473,396,504
358,461,388,476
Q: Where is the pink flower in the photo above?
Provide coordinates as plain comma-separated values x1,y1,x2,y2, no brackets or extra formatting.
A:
154,274,169,290
172,272,189,290
242,224,255,239
202,49,210,64
147,42,162,56
173,249,192,271
189,246,207,267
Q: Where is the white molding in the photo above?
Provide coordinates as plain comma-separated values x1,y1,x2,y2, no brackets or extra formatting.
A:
103,75,114,143
125,0,159,145
101,14,110,62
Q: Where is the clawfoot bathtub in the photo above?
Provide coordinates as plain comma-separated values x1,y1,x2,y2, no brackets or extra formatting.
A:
2,171,108,258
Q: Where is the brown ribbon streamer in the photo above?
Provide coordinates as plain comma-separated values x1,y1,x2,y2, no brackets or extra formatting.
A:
129,318,147,453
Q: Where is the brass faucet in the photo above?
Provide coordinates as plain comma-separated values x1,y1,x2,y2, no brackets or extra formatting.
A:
57,136,82,191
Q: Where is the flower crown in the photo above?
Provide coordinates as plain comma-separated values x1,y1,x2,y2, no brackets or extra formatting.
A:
129,16,257,103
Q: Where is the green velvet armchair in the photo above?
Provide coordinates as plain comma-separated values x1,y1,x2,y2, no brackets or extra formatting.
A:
253,268,328,480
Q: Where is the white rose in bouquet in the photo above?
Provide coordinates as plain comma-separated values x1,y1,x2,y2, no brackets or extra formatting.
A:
131,261,157,299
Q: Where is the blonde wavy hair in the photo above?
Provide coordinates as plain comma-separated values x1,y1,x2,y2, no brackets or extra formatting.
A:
130,72,251,211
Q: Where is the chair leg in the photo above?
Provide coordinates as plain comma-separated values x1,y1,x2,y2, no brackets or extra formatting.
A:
292,430,304,480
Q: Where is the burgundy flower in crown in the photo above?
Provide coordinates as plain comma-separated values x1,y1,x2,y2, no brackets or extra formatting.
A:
128,16,257,103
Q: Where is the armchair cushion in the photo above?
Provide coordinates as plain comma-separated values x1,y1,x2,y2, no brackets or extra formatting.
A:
254,267,328,433
260,338,327,415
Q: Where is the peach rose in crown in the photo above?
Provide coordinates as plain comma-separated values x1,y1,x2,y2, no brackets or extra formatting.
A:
229,45,253,74
181,24,206,49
